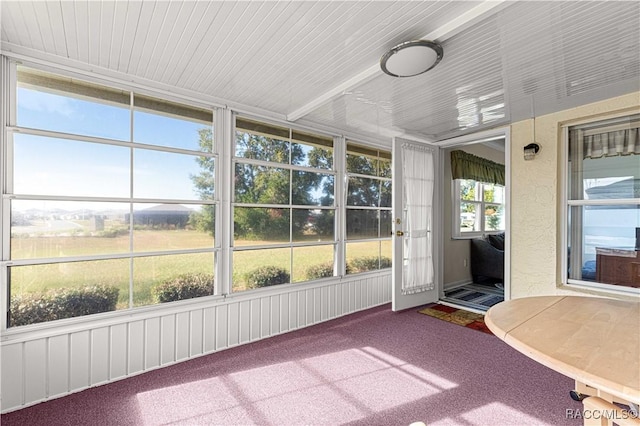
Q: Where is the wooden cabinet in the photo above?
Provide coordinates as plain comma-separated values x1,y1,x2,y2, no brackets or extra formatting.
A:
595,248,640,288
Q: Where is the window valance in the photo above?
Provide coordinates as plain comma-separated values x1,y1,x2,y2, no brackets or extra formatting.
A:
450,150,505,186
569,116,640,159
581,127,640,159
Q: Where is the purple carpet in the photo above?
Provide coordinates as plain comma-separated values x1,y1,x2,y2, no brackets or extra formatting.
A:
1,304,581,425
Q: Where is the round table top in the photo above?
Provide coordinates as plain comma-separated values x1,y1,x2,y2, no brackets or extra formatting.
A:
485,295,640,404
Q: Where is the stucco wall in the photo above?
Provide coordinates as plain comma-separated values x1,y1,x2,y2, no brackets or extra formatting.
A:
443,143,505,287
509,92,640,299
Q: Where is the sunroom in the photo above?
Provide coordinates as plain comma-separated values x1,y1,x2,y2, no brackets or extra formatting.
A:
1,0,639,421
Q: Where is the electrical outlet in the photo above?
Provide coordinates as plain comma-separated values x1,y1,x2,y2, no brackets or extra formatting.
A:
463,258,468,267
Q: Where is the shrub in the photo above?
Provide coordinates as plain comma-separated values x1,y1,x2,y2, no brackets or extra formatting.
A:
96,226,129,238
9,285,119,327
305,262,334,280
153,273,214,303
245,266,290,289
349,256,392,274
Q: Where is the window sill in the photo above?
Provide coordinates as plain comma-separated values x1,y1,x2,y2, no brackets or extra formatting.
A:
452,231,504,240
562,279,640,299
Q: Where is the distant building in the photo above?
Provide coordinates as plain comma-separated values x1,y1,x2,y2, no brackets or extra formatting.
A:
126,204,194,229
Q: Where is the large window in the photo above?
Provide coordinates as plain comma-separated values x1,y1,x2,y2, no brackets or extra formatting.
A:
1,65,394,329
232,118,336,291
453,179,505,237
449,148,505,238
5,66,218,326
565,114,640,291
345,142,392,273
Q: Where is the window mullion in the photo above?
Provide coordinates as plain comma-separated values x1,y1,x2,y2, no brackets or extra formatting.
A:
128,91,134,309
219,108,233,296
335,136,346,276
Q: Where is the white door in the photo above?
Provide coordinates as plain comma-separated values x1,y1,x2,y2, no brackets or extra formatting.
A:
392,138,440,311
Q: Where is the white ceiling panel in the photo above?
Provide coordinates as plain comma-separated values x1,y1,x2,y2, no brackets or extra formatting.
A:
1,1,639,143
302,1,640,141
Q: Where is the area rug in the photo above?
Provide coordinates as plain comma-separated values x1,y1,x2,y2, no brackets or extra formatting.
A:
418,304,493,334
443,283,504,309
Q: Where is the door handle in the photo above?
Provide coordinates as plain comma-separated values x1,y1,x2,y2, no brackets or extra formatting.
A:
396,230,405,236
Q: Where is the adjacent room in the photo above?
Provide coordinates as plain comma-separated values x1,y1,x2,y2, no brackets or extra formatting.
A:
1,1,639,425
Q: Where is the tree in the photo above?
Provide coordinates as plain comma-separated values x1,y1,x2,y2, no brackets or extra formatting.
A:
189,128,215,235
189,127,335,240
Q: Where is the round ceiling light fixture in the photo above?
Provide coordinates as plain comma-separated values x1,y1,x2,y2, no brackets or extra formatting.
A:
380,40,443,77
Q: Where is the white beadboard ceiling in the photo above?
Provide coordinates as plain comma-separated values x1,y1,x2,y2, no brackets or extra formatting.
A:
1,1,639,144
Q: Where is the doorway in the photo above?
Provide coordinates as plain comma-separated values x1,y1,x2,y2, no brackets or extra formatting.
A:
438,129,510,312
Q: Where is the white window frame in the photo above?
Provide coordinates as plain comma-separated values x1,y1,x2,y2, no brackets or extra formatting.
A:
0,56,395,331
452,178,505,239
344,142,393,273
1,61,222,329
560,114,640,296
230,114,338,289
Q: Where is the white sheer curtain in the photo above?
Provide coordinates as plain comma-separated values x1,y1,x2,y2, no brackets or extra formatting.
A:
401,143,434,295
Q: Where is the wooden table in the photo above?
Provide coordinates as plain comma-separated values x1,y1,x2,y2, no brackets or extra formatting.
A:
485,296,640,411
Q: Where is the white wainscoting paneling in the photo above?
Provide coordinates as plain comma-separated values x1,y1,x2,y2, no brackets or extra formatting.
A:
1,273,391,413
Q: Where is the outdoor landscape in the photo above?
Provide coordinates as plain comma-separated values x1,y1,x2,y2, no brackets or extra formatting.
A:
9,77,392,326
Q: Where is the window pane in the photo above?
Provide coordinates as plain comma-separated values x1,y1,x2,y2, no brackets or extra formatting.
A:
134,148,212,200
292,209,334,242
381,239,392,264
133,253,214,306
379,158,392,178
346,241,391,274
11,200,130,259
292,142,333,169
460,203,480,232
133,94,213,151
346,209,379,240
347,177,380,206
568,115,640,201
569,156,640,201
132,203,214,251
346,144,391,177
13,133,130,198
233,248,291,292
292,171,334,206
17,67,130,141
459,179,479,201
483,184,504,204
293,245,335,282
380,181,392,208
234,163,290,204
380,210,393,237
235,131,290,164
346,153,377,176
484,205,505,232
567,205,639,288
9,259,129,327
234,207,290,245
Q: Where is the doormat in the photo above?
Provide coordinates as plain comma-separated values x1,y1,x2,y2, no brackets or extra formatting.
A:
418,304,493,334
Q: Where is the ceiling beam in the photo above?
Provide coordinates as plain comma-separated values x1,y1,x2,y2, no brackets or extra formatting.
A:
286,0,510,122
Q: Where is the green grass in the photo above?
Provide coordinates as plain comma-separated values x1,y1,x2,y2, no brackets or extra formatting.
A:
10,230,391,307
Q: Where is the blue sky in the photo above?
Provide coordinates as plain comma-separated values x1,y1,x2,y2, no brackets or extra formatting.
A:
14,87,212,211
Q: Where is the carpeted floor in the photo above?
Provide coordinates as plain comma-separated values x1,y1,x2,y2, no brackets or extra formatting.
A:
1,304,581,425
418,304,493,334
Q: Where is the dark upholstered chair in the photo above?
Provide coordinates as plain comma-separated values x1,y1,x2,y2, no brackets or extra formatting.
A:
470,233,504,284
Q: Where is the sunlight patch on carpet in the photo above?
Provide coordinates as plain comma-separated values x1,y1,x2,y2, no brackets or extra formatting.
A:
136,347,460,424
